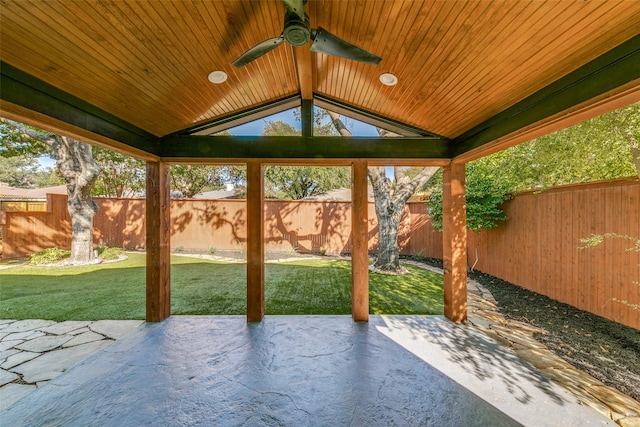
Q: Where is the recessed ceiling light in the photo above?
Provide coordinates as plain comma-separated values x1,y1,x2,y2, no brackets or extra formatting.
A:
379,72,398,86
208,71,228,84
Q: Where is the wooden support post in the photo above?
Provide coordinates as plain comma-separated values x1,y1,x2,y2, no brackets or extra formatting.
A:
351,160,369,321
146,161,171,322
442,163,467,322
246,160,265,322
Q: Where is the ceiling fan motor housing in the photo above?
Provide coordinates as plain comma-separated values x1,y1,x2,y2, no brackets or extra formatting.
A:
283,11,310,46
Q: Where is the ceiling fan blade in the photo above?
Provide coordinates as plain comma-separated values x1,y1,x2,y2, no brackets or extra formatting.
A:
232,36,285,67
310,27,382,65
281,0,305,21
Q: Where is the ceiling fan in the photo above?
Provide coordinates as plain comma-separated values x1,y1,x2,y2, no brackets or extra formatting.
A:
232,0,382,67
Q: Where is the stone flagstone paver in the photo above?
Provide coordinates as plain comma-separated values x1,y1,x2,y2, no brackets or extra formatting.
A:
0,319,143,410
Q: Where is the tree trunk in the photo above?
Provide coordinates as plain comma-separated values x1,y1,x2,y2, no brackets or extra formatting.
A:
4,120,101,264
326,111,438,273
51,136,100,264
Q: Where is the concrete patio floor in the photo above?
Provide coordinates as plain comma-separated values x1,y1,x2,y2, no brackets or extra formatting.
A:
0,315,613,426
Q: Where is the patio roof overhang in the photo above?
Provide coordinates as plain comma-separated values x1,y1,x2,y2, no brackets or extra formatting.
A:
0,1,639,164
1,0,639,323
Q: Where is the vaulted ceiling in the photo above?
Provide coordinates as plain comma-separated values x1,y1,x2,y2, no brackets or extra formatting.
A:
1,0,639,163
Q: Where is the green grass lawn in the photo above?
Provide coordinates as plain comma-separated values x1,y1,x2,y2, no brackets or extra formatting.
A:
0,253,443,320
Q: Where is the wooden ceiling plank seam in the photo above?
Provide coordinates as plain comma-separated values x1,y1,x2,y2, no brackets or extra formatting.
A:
326,0,348,104
164,2,232,107
368,0,430,110
422,0,547,129
440,0,639,135
406,0,492,120
453,33,640,156
344,2,408,112
336,0,359,104
159,2,245,119
235,1,280,106
256,0,287,101
144,1,229,120
157,135,451,160
202,2,263,113
420,0,574,133
126,0,236,123
3,21,170,136
0,3,143,105
86,2,204,127
378,0,464,123
436,0,633,133
354,0,396,110
87,2,202,120
402,0,506,126
434,0,615,131
248,0,288,104
420,0,526,127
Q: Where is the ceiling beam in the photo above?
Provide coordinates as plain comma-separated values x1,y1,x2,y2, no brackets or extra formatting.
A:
0,61,159,157
294,46,313,100
158,135,451,160
453,34,640,158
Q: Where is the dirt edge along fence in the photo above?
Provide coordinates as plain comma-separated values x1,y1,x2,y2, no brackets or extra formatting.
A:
1,177,638,329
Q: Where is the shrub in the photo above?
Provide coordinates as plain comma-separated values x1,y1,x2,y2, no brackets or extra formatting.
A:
29,247,71,265
99,247,123,261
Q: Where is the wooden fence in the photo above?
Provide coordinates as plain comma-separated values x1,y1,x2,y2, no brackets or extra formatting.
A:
1,178,638,329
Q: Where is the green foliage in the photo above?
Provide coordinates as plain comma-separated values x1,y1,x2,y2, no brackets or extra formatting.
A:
578,233,640,252
0,120,50,157
28,247,71,265
264,165,351,199
261,117,350,199
478,103,639,192
0,155,39,187
427,162,512,232
97,246,123,260
91,147,145,197
170,165,227,198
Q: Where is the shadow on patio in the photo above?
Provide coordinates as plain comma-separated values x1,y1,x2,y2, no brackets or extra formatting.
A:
0,315,612,426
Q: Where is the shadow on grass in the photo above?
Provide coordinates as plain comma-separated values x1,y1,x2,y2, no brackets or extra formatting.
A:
0,255,443,321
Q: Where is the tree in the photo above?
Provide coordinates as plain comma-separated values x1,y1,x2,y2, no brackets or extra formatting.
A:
480,102,639,192
0,155,39,187
92,147,145,197
261,118,351,200
326,111,437,273
170,165,227,198
1,119,100,264
426,161,512,232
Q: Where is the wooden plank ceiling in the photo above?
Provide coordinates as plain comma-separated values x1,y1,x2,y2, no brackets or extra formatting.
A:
1,0,640,156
